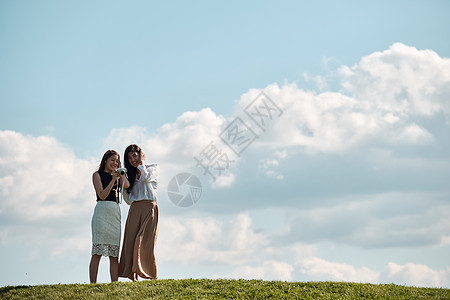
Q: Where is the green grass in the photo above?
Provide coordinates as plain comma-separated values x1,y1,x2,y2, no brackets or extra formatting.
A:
1,279,449,299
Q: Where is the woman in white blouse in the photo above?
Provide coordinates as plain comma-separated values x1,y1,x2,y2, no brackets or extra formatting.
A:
118,144,159,281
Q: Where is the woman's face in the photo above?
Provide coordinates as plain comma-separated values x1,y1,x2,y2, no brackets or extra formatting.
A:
105,154,119,173
128,151,141,168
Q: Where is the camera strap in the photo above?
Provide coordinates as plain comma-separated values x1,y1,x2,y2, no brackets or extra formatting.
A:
116,178,125,204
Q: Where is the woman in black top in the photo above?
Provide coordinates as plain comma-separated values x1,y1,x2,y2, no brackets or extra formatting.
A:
89,150,129,283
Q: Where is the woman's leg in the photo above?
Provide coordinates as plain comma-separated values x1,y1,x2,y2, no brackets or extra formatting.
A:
109,256,119,282
119,202,141,280
89,254,101,283
131,201,158,280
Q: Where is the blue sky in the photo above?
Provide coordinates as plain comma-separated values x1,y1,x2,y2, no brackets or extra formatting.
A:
1,0,450,287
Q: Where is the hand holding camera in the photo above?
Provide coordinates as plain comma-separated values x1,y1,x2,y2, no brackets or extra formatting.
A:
116,167,127,176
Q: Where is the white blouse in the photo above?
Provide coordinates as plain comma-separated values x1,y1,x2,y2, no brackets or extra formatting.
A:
124,163,158,205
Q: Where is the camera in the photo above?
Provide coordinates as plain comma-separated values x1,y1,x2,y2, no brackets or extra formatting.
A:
116,167,127,175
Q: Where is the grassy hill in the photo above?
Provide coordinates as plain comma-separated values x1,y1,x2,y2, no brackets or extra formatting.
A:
1,279,449,299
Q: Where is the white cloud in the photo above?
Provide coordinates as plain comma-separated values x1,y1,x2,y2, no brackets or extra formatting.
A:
211,173,236,188
0,130,98,279
104,108,225,165
242,43,449,154
0,130,95,222
302,72,327,91
295,258,450,288
258,158,284,180
441,236,450,246
339,43,450,118
382,262,450,288
157,212,268,265
102,126,150,155
229,260,294,281
297,257,379,283
157,215,222,264
257,81,433,153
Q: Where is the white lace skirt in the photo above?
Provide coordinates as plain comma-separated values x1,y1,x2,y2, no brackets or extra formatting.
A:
91,201,121,257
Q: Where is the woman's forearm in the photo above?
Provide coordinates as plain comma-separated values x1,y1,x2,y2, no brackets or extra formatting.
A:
120,175,130,189
97,177,116,200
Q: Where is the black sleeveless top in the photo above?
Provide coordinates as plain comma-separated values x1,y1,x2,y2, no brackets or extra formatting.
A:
96,170,119,203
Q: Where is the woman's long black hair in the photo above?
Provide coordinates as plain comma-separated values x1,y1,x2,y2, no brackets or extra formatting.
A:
124,144,142,193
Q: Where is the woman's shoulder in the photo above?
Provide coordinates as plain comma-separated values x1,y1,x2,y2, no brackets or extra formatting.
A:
92,171,100,181
93,170,108,179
